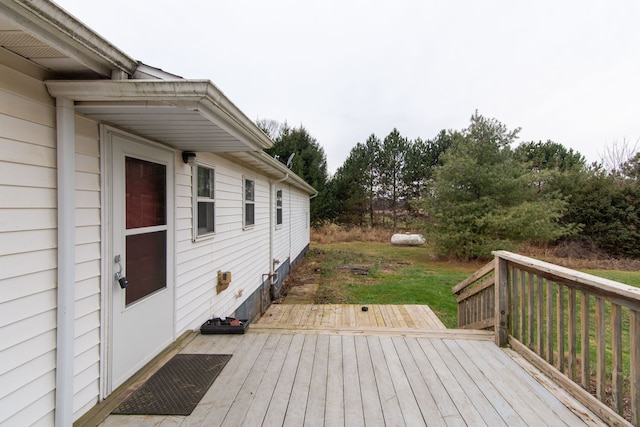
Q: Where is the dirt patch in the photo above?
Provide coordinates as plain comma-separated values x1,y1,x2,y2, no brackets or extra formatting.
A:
275,252,324,304
284,283,319,304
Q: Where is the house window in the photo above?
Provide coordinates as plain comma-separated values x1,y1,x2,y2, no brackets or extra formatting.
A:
193,164,215,239
244,177,255,228
276,189,283,226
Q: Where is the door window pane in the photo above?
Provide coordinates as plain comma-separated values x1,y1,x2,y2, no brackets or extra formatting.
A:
125,230,167,306
126,157,166,229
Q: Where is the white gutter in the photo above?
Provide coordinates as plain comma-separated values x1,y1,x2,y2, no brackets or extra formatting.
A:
55,97,76,426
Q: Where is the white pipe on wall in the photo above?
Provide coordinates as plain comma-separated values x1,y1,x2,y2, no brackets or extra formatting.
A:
55,97,76,426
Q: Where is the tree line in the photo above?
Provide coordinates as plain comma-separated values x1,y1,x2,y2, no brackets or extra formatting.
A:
259,113,640,260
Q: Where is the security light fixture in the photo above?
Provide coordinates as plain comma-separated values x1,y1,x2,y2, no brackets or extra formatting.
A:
182,151,196,165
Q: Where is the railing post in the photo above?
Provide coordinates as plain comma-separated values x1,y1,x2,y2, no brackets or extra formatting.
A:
495,254,509,347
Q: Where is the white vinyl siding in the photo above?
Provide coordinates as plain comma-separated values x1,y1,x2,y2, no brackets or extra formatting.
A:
71,116,102,420
175,154,270,333
290,188,311,259
0,60,102,425
0,62,58,426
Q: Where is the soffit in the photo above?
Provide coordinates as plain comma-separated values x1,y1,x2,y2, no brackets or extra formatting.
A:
46,79,274,154
0,2,136,77
75,103,252,152
0,17,94,75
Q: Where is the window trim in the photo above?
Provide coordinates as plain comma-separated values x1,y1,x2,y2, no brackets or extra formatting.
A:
275,188,283,228
243,176,255,229
192,162,216,241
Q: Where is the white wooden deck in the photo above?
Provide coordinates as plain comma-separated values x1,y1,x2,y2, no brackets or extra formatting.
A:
99,305,605,427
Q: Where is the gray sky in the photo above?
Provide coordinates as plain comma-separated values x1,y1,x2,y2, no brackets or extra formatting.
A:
56,0,640,173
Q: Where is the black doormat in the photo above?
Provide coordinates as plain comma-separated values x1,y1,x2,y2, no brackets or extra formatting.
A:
112,354,231,416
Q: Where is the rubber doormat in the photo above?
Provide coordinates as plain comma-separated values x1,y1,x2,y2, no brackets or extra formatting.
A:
112,354,232,416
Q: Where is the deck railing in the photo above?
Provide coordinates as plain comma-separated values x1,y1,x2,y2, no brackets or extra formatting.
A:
454,250,640,426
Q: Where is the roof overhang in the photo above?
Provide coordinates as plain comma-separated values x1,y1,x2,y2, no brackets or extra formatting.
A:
0,0,137,77
45,79,273,152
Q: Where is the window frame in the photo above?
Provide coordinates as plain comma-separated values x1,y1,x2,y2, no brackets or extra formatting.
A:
243,176,255,229
192,162,216,241
275,188,283,228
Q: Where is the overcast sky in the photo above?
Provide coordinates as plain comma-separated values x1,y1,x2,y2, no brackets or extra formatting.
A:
56,0,640,173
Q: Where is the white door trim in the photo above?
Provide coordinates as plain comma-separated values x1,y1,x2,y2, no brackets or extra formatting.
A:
99,125,177,398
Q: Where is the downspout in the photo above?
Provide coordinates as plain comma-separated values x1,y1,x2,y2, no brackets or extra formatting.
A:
55,98,76,426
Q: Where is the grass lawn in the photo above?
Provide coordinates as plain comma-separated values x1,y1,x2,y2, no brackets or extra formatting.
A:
581,269,640,287
305,241,640,329
309,242,478,328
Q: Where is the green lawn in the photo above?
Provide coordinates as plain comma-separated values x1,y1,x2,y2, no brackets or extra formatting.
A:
311,242,477,328
581,269,640,287
309,242,640,330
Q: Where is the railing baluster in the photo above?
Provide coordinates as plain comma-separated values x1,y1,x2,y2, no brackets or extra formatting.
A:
631,309,640,427
537,275,544,354
519,269,525,342
557,283,565,373
581,293,590,391
546,278,554,365
495,257,509,347
512,266,519,340
568,287,577,381
528,271,534,350
611,303,622,415
595,297,605,400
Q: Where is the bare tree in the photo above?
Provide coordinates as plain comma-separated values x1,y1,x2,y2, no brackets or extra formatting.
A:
600,138,639,174
256,118,285,140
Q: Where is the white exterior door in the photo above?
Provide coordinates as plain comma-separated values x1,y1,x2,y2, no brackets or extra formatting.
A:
110,134,175,389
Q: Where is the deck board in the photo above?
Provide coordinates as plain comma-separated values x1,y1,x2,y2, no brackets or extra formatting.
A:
368,336,405,425
240,333,292,426
325,335,345,426
254,304,448,331
380,336,425,425
99,305,605,427
342,335,365,427
418,338,489,426
391,337,447,427
430,338,507,427
283,333,316,426
260,334,304,426
354,335,385,427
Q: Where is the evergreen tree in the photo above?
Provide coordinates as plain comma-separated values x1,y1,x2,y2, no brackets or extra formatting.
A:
379,129,408,231
264,123,329,224
328,135,381,225
425,112,574,259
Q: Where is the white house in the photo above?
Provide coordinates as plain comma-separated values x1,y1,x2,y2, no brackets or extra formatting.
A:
0,1,316,425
